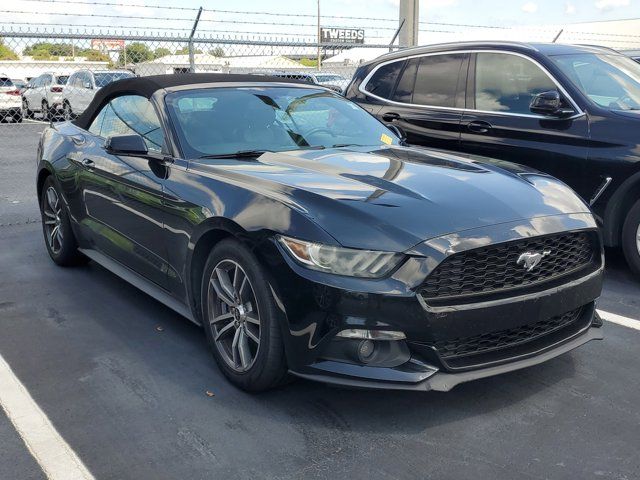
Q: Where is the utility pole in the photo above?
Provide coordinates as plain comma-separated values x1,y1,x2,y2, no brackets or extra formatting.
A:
399,0,419,47
317,0,322,71
189,7,203,73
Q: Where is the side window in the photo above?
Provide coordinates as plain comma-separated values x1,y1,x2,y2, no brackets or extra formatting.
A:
412,54,465,107
364,60,405,99
78,72,89,88
33,76,42,88
393,58,419,103
99,95,164,152
475,53,558,114
88,107,106,136
42,75,52,87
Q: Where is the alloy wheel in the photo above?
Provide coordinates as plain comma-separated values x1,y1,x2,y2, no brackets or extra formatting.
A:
43,186,64,254
207,259,261,372
63,103,72,120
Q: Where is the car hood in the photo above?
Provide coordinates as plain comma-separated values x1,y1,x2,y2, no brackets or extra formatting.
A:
189,145,591,252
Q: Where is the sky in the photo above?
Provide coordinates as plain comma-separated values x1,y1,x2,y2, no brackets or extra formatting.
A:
3,0,639,45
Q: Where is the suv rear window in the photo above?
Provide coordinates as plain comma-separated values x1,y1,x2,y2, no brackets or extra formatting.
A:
0,77,13,87
364,60,404,99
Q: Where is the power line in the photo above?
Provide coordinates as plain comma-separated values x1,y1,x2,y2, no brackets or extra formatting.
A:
10,0,401,22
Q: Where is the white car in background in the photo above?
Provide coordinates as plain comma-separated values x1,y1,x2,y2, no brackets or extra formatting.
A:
0,75,22,123
21,72,69,120
62,70,134,118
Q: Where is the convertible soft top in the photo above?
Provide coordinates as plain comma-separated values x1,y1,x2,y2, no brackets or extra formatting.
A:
73,73,307,130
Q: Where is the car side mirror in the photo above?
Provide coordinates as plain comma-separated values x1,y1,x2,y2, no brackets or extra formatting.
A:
105,134,148,156
530,90,574,117
83,81,93,89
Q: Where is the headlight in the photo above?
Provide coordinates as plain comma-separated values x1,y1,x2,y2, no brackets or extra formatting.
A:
277,235,404,278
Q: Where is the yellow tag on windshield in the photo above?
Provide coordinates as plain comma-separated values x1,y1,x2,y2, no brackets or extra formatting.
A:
380,133,393,145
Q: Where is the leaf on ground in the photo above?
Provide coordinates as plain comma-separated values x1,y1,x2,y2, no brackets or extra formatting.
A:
205,390,215,397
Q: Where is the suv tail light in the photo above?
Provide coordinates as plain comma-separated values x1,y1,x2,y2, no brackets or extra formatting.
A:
50,86,63,93
7,89,20,96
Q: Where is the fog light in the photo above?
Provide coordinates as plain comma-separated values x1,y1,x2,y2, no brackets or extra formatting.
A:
357,339,376,363
336,329,406,340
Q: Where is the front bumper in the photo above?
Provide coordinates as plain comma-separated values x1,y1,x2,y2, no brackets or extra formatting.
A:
291,321,603,391
262,214,604,391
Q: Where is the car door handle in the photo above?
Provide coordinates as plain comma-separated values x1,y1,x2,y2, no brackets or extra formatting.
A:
81,158,95,169
467,120,492,134
382,112,401,122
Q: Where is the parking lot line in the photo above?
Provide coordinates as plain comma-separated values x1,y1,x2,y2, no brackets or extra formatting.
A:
598,309,640,331
0,353,95,480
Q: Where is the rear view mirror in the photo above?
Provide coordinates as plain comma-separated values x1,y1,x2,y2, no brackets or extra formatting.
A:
105,134,148,156
530,90,574,117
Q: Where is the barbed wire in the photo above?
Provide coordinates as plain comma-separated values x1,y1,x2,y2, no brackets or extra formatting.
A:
0,22,322,38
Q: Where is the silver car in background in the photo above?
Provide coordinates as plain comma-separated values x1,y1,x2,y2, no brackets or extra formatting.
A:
62,70,133,118
0,75,22,123
21,72,69,120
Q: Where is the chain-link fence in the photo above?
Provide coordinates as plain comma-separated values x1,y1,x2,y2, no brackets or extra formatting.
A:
4,10,640,130
0,28,398,129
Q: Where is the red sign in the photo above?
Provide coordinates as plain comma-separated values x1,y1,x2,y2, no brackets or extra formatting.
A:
91,39,125,51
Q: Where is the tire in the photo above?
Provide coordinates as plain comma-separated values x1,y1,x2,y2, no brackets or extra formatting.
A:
62,101,73,120
201,238,289,392
42,101,50,121
22,98,32,119
40,176,86,267
622,199,640,278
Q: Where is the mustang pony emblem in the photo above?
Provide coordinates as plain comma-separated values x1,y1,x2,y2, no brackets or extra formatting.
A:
517,250,552,272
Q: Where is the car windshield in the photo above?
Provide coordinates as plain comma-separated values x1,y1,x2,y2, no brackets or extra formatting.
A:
56,76,68,85
94,72,133,88
165,86,399,158
551,53,640,110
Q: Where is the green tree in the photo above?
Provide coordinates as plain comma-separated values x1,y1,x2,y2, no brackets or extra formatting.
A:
24,42,74,57
0,39,19,60
118,42,153,65
209,46,225,57
175,46,203,55
153,47,171,59
78,49,110,62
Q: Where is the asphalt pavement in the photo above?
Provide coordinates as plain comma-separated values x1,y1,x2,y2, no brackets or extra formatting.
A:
1,124,639,480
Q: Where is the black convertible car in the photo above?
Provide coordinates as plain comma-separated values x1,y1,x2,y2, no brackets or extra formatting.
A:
36,74,604,392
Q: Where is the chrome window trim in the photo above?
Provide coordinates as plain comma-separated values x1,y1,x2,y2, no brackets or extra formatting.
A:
359,49,585,120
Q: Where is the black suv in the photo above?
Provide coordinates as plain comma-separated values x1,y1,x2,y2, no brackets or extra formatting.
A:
346,42,640,276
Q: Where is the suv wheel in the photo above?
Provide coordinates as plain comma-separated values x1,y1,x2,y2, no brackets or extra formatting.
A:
42,101,50,121
622,199,640,277
201,238,289,392
63,102,73,120
40,176,85,266
22,99,32,118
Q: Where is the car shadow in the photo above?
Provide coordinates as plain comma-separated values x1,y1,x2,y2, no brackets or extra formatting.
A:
75,254,580,437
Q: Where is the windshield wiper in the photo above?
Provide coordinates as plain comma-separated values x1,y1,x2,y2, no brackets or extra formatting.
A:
198,149,270,159
330,143,365,148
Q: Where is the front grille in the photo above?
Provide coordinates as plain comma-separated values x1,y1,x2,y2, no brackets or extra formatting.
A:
420,231,596,302
431,307,585,360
